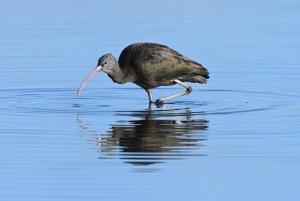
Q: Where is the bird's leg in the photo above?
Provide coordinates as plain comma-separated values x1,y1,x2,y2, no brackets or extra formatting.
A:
145,89,153,103
155,79,192,105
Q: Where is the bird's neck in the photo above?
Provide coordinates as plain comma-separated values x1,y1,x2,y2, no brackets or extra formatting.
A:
107,63,135,84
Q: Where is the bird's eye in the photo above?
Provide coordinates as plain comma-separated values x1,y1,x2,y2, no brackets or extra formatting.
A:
102,61,108,66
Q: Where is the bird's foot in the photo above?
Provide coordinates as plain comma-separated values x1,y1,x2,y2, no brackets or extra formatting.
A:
154,99,164,106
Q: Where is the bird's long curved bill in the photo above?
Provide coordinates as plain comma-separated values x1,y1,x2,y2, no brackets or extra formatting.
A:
77,66,102,96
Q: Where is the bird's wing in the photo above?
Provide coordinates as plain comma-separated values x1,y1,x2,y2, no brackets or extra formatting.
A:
132,46,209,82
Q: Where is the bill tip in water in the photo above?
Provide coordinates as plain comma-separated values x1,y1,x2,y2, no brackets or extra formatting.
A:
77,89,81,96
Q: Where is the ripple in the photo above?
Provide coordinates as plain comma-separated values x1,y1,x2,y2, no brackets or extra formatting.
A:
0,87,291,116
0,88,111,115
0,87,295,169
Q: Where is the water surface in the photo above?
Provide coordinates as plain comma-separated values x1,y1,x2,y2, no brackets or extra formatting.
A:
1,0,300,200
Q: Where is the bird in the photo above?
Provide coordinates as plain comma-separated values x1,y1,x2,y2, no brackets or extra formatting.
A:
77,42,209,105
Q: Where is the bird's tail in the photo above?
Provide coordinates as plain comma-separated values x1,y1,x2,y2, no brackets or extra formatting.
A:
182,76,208,84
180,56,210,79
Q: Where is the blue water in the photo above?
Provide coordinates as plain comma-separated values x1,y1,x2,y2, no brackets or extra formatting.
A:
1,0,300,200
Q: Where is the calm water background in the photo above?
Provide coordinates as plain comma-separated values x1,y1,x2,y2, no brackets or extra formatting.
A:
1,0,300,200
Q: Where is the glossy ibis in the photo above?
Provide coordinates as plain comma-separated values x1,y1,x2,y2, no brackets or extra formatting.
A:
77,42,209,105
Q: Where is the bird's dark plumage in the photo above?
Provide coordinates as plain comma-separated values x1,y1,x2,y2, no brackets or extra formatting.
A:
118,43,209,89
77,42,209,105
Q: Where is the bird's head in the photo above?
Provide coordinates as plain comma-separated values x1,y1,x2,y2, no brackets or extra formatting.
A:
77,53,118,96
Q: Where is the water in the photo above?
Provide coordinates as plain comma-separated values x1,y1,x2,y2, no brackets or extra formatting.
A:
1,0,300,200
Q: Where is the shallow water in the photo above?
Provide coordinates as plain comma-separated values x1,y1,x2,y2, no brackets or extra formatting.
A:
1,0,300,200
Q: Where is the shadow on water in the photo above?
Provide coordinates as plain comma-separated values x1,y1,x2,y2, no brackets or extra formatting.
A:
77,107,208,169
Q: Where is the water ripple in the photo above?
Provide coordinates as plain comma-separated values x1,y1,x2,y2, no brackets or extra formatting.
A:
0,87,290,116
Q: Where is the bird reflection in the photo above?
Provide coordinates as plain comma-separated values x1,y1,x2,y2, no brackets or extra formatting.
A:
77,107,208,167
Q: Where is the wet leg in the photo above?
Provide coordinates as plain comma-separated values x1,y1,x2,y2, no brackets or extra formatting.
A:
145,89,153,103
